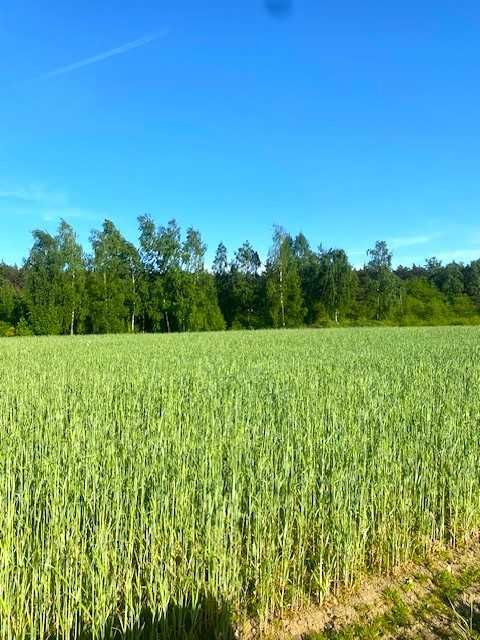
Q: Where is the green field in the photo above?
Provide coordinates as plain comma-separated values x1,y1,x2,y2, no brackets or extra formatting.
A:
1,327,480,639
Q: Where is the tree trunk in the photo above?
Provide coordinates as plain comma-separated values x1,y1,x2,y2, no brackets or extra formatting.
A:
165,310,171,333
279,264,286,328
103,271,108,328
70,270,76,335
131,271,136,333
335,309,339,324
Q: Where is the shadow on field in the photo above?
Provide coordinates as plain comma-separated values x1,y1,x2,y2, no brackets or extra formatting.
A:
78,594,235,640
453,599,480,634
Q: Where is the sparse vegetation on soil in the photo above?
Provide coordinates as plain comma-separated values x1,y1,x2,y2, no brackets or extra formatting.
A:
264,539,480,639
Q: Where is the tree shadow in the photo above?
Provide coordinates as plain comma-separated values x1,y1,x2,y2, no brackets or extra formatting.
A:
78,594,235,640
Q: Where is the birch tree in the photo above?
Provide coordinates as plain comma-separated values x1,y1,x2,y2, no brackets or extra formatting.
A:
57,220,86,335
266,226,304,328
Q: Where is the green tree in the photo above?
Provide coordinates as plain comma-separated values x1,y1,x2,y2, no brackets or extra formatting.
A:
89,220,139,333
213,242,235,327
230,241,262,329
138,217,224,332
424,257,443,289
181,227,225,331
365,240,398,320
0,263,28,329
465,259,480,306
440,262,464,298
56,220,86,335
266,227,305,328
0,273,15,324
138,216,182,332
319,248,356,323
398,277,450,325
25,230,63,334
292,233,321,324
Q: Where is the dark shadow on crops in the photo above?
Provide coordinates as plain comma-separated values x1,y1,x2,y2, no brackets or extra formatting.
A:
77,594,235,639
455,600,480,633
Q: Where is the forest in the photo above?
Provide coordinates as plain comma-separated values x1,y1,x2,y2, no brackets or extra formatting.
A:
1,215,479,336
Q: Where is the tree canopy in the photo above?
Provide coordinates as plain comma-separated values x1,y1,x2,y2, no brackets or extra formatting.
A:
1,216,479,336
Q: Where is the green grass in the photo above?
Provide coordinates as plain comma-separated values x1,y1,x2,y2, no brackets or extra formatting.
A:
1,327,480,639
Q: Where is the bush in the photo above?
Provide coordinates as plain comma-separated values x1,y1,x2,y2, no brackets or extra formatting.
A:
16,318,34,336
0,321,15,337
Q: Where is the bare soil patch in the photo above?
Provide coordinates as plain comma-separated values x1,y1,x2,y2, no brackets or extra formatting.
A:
243,537,480,639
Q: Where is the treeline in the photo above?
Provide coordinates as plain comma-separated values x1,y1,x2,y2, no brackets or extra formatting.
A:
1,216,480,336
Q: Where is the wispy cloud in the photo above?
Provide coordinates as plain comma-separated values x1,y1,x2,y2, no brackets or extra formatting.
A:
388,233,440,249
434,249,480,263
394,248,480,266
0,184,67,206
0,183,104,225
38,31,168,81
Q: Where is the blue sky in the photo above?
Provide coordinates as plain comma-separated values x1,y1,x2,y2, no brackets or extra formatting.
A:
0,0,479,268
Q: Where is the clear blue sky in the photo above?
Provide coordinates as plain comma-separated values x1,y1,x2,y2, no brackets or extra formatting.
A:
1,0,479,268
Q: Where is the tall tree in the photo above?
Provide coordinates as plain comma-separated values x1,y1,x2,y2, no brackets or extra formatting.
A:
424,257,443,289
365,240,398,320
89,220,139,333
213,242,234,327
266,227,304,328
0,271,15,325
230,241,262,329
440,262,464,298
292,233,321,323
56,220,86,335
4,216,480,335
138,216,183,332
465,259,480,306
182,227,225,331
319,248,356,323
25,230,63,334
182,227,206,274
138,217,224,332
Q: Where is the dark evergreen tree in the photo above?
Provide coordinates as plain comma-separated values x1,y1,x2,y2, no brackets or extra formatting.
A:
465,259,480,306
213,243,235,327
292,233,321,324
230,241,262,329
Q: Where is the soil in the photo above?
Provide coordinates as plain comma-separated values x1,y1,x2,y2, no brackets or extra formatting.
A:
240,536,480,639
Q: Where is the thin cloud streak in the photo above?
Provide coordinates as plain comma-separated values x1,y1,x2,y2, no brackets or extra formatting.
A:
395,249,480,266
38,31,167,81
389,233,440,249
0,185,68,206
435,249,480,263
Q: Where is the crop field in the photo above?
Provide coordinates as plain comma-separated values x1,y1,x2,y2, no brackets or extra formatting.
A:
1,327,480,639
